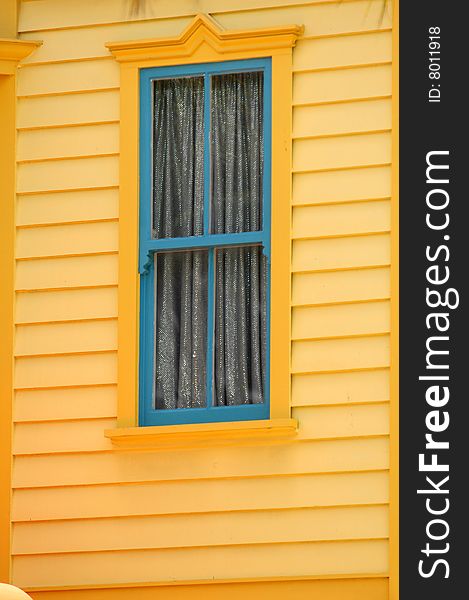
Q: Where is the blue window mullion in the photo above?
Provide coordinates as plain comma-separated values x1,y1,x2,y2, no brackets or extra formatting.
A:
205,248,216,409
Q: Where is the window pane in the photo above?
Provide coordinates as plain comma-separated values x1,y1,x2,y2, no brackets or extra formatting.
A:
154,250,208,409
152,77,205,239
211,72,264,234
214,245,267,406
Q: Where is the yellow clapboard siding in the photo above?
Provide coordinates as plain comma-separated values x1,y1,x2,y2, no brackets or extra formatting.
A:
13,386,117,423
17,124,119,162
292,335,389,374
12,470,389,522
292,301,390,340
293,31,392,72
292,369,390,407
294,404,389,439
16,221,118,259
12,403,386,456
17,59,119,96
20,18,194,63
13,0,393,589
19,0,392,33
16,189,119,227
15,287,118,324
14,352,117,390
11,540,389,588
17,90,119,129
216,0,392,37
294,64,391,106
17,155,119,194
13,418,116,455
292,234,390,273
12,505,389,555
12,437,389,488
293,165,391,205
292,267,390,306
293,98,391,139
16,254,118,291
293,132,391,172
292,200,390,239
18,2,393,49
15,320,118,356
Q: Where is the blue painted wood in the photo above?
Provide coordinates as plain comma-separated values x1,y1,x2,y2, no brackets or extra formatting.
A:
144,402,269,427
139,57,272,427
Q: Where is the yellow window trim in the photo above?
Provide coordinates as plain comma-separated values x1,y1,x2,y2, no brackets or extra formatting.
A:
107,14,302,439
105,418,298,451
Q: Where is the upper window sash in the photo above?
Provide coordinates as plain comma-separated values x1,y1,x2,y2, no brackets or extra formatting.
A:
139,57,272,273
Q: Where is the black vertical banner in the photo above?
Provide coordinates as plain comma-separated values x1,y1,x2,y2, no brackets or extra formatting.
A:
400,1,467,598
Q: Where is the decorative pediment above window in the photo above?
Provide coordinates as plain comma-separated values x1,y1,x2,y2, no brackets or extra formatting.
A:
106,13,303,63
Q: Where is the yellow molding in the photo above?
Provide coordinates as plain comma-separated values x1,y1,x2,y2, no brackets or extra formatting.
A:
106,13,303,63
113,14,300,429
105,418,298,450
0,39,42,72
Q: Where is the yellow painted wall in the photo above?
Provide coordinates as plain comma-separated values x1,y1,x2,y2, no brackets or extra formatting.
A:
8,0,394,596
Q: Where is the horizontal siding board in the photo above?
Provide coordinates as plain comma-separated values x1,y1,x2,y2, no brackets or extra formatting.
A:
12,437,389,488
15,287,118,324
13,418,116,455
13,386,117,423
292,267,390,306
17,91,119,129
291,335,390,374
17,156,119,194
293,31,392,71
293,98,391,139
292,300,390,340
294,404,389,439
15,320,118,356
292,200,390,239
12,540,389,588
17,59,119,96
16,190,119,227
292,234,390,272
16,254,118,291
292,369,390,407
293,64,392,105
12,505,389,555
17,124,119,162
293,132,391,172
15,352,117,389
293,165,391,205
16,222,118,259
12,470,389,522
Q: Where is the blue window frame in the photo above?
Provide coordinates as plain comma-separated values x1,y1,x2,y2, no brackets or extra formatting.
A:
138,58,272,426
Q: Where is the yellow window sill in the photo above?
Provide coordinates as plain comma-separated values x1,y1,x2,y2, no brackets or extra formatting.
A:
105,418,298,451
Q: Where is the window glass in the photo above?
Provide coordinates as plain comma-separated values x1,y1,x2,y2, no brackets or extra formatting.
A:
152,77,205,239
211,72,264,234
154,250,208,409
